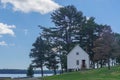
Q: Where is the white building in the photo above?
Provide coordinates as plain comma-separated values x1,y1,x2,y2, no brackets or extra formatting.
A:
67,45,90,71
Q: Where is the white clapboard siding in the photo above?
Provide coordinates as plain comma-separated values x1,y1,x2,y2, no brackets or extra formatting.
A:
67,45,90,70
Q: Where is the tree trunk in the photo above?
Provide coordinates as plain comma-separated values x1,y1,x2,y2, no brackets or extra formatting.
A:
107,58,110,70
90,61,95,69
92,61,95,69
60,54,63,74
65,66,67,72
100,59,103,68
61,65,63,74
97,61,99,68
111,59,114,66
41,66,44,77
53,67,57,75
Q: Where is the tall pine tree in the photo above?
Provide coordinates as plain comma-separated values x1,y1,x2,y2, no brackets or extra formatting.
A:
29,36,46,77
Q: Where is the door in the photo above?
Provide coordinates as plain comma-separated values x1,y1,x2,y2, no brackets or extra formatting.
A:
81,60,86,69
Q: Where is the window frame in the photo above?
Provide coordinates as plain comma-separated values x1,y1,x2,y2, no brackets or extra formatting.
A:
76,60,79,65
76,52,79,55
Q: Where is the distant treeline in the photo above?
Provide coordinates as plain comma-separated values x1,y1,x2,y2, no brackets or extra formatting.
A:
0,69,60,74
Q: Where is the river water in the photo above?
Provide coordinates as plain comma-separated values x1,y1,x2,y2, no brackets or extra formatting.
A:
0,74,53,78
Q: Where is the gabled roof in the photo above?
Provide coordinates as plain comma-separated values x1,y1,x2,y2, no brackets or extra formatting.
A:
67,44,88,56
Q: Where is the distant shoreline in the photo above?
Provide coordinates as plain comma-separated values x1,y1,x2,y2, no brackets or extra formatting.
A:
0,69,60,74
0,74,53,78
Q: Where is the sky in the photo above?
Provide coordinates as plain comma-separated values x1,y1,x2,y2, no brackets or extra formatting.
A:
0,0,120,69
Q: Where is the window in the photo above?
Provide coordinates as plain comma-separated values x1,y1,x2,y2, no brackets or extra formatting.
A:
76,60,79,65
76,52,79,55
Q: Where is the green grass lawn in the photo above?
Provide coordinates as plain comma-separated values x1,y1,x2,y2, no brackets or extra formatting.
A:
42,66,120,80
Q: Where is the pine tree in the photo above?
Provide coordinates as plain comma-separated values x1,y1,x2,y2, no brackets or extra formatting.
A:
27,64,34,77
51,5,85,71
29,36,46,77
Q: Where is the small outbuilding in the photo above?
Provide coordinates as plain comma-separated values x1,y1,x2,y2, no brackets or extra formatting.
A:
67,45,90,71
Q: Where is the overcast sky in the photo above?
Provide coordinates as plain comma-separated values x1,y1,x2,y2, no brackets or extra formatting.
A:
0,0,120,69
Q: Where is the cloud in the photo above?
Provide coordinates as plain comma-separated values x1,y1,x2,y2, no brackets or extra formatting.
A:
0,35,3,38
0,41,8,46
23,29,28,36
0,23,16,36
9,43,15,46
1,0,61,14
0,41,15,47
